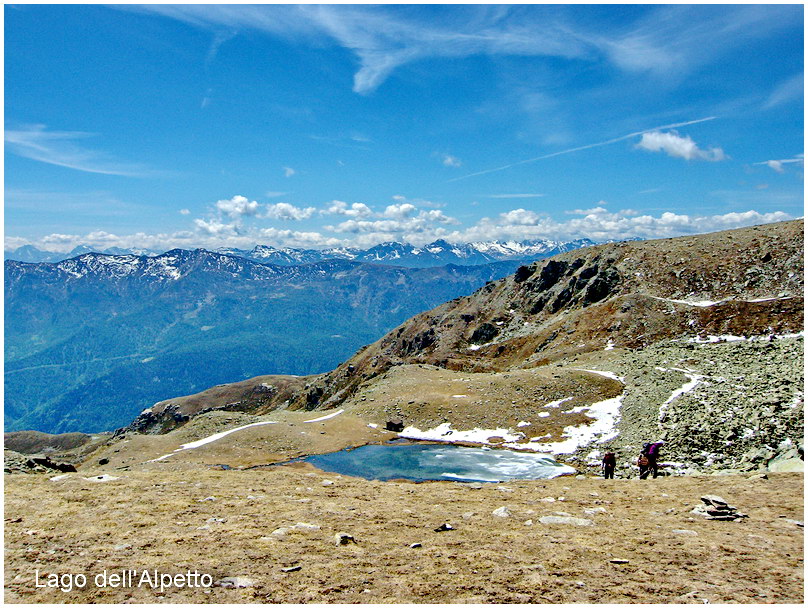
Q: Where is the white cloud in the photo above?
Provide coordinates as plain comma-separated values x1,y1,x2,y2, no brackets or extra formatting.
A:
179,208,191,215
756,155,803,174
9,205,795,254
283,166,296,178
448,206,792,243
4,124,159,177
383,203,417,219
636,130,726,162
214,195,260,219
193,218,240,237
264,202,316,221
442,154,462,168
327,209,459,242
322,200,373,218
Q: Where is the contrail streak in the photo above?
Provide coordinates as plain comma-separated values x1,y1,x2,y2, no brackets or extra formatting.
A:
448,116,718,182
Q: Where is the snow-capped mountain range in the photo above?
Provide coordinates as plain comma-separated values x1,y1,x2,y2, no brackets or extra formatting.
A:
6,238,596,268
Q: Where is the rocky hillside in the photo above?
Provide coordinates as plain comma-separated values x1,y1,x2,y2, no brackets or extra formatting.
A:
279,219,803,411
120,221,803,475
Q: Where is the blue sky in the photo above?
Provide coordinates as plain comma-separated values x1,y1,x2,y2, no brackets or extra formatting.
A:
5,4,804,252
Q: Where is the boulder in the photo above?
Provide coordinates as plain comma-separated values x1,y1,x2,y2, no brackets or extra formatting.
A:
334,533,356,546
768,458,804,473
385,419,404,432
491,506,511,518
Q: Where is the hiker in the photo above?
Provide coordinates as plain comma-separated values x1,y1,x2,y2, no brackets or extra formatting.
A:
602,451,616,479
637,451,651,479
647,440,664,478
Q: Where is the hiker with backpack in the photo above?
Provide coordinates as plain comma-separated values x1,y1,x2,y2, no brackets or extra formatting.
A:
602,451,617,479
647,440,663,478
638,441,664,479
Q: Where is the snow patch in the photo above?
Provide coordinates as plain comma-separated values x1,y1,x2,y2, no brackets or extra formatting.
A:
303,409,344,423
520,394,624,455
544,397,573,408
572,368,626,384
400,423,524,445
148,421,277,462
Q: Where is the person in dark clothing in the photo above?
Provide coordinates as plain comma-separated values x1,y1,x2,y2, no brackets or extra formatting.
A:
602,451,616,479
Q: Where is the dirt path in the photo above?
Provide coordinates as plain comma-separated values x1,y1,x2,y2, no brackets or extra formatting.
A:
4,467,802,604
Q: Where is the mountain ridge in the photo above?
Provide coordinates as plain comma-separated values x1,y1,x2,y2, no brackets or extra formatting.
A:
6,237,597,267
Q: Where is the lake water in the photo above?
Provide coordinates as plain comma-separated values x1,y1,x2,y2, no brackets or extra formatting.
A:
304,443,576,482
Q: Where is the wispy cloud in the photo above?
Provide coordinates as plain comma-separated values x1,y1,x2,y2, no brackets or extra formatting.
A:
442,154,462,168
449,116,717,182
5,124,159,177
126,5,799,95
754,155,804,174
485,193,545,199
764,73,804,109
283,166,296,178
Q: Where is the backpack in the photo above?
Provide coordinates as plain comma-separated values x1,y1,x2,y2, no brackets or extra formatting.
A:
648,443,660,457
603,452,616,466
637,455,649,467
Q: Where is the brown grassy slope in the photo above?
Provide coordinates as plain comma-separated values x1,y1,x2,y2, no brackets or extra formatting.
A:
4,467,803,604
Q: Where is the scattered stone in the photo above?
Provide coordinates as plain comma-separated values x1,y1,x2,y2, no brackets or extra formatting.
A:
334,533,356,546
492,506,511,518
321,480,334,486
292,522,320,531
539,497,556,503
691,495,748,521
462,511,475,519
409,543,422,549
198,496,216,502
748,473,768,480
280,566,301,573
609,559,630,564
215,577,256,589
434,523,454,532
466,483,484,490
271,527,291,537
524,519,533,526
83,474,119,483
98,458,109,465
539,516,593,527
113,543,133,551
672,529,698,536
584,507,607,515
783,519,804,527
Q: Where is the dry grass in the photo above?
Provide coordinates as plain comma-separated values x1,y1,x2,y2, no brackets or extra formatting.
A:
4,467,803,604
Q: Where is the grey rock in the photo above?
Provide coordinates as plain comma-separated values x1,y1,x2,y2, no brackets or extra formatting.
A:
539,515,593,526
334,533,356,546
492,506,511,518
215,576,256,588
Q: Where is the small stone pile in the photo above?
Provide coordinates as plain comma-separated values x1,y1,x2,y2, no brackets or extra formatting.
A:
691,495,748,521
